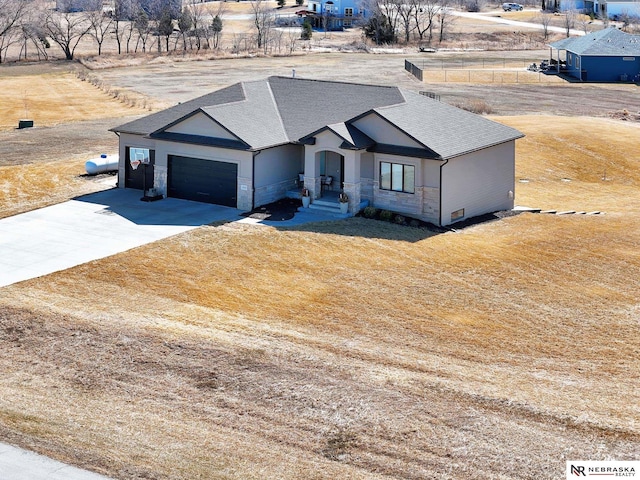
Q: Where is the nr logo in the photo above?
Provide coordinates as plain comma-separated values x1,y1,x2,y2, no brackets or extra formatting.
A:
571,465,586,476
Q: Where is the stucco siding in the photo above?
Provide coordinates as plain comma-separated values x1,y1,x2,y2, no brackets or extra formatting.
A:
440,141,515,226
352,114,424,148
165,112,239,140
254,144,303,206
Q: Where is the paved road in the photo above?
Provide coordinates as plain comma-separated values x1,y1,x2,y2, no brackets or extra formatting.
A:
0,443,112,480
452,10,587,36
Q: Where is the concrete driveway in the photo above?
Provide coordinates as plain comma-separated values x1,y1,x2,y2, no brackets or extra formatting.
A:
0,188,241,288
0,442,112,480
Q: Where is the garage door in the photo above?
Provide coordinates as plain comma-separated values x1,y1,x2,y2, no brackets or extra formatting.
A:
168,155,238,207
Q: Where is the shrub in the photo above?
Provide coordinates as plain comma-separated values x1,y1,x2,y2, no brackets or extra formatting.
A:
301,20,312,40
394,214,406,225
379,210,393,222
363,206,378,218
455,99,494,115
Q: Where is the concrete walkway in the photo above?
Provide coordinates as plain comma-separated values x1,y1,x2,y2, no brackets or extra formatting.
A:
0,442,112,480
0,188,241,288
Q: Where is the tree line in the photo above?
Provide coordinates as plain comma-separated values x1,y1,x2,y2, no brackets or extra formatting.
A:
0,0,227,62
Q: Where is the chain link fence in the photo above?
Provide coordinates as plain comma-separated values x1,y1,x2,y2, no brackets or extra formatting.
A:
405,58,565,84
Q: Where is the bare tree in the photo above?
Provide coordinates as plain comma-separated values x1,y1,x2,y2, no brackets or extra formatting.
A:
285,25,298,53
43,6,92,59
85,0,113,55
537,11,552,40
177,9,191,51
134,8,152,52
437,0,455,43
563,10,576,37
576,11,591,33
19,19,50,61
251,0,274,52
411,0,440,44
396,0,417,43
111,0,132,54
184,0,206,51
0,0,29,63
378,0,401,43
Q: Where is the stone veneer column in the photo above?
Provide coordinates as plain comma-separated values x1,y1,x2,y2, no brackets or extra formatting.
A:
342,182,360,214
237,176,252,211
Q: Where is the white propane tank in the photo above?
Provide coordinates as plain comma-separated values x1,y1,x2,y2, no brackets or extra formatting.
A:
85,154,119,175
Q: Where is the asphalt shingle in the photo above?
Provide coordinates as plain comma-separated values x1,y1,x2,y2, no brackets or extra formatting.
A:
112,76,523,156
549,27,640,56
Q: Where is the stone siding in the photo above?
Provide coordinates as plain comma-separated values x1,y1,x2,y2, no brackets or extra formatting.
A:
254,178,296,208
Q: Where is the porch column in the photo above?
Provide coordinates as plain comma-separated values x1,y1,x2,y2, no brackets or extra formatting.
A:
342,150,360,213
303,145,321,199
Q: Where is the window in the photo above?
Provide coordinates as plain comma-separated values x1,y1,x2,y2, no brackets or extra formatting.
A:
344,7,353,16
567,54,572,67
380,161,415,193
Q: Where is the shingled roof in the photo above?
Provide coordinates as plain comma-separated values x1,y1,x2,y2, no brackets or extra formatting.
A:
549,27,640,56
112,76,523,157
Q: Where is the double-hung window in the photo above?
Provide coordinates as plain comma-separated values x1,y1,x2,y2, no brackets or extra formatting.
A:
380,161,415,194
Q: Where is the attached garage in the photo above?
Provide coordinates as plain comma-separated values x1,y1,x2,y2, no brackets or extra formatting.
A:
167,155,237,207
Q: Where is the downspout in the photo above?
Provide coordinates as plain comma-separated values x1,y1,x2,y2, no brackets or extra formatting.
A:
113,131,120,187
252,150,262,209
438,158,449,227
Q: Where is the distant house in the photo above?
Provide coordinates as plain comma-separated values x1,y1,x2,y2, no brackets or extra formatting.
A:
305,0,366,29
56,0,182,18
594,0,640,19
111,77,523,227
549,28,640,82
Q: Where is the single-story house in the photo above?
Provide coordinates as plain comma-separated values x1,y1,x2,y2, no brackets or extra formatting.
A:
549,28,640,82
111,76,523,227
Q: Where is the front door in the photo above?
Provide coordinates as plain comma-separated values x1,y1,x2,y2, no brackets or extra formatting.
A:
321,152,344,196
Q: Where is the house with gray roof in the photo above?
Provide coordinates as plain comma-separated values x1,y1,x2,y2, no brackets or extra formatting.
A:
111,76,523,226
549,28,640,82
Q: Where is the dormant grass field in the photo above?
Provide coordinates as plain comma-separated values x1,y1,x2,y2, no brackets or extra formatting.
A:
1,58,639,479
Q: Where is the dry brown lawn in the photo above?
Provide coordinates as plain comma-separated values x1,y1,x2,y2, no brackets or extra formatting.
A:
0,70,148,131
0,65,148,217
1,44,640,479
0,110,639,479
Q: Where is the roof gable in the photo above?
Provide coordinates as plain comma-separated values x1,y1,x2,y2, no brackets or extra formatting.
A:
550,28,640,56
200,80,288,149
300,122,375,149
111,83,246,135
368,91,523,159
163,110,241,141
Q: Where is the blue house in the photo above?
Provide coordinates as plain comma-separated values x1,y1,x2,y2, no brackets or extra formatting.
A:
549,28,640,82
305,0,367,29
